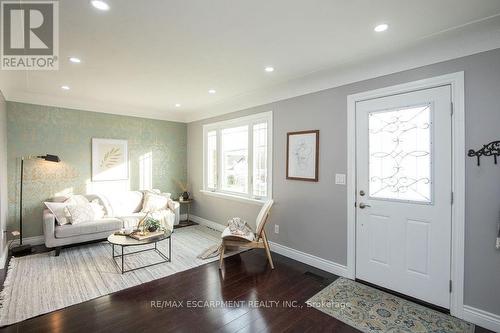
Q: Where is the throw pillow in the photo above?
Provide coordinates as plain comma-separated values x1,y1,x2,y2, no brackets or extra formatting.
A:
141,192,170,213
65,195,89,206
90,199,106,219
66,203,95,224
44,202,71,225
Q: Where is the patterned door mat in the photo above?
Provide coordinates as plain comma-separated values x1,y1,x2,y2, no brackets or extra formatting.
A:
307,278,474,333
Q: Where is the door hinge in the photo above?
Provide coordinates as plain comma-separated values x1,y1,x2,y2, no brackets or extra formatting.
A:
451,192,454,205
450,102,454,116
449,280,453,293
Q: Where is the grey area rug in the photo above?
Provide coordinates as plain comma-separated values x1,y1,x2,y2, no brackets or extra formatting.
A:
307,278,474,333
0,225,232,326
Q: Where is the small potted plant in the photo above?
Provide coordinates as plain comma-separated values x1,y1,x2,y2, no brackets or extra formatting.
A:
144,218,162,232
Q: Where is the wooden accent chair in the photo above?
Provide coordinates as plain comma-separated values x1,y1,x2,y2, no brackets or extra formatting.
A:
219,200,274,269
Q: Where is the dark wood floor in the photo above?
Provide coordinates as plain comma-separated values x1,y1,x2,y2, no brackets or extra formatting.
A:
0,249,493,333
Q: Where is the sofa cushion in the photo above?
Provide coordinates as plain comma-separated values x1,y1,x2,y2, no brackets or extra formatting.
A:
118,213,147,229
141,192,171,213
55,218,123,238
101,191,144,216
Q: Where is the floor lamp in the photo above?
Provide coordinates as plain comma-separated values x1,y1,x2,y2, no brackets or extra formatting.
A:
11,154,61,256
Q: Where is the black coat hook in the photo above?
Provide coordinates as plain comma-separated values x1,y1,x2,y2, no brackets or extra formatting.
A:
468,141,500,166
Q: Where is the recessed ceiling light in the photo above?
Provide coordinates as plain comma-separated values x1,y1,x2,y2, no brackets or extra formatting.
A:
175,103,181,108
61,85,70,90
265,66,274,72
208,89,216,94
374,23,389,32
69,57,81,63
91,0,110,11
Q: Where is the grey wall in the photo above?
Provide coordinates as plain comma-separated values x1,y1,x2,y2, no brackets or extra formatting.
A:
187,48,500,315
0,91,7,265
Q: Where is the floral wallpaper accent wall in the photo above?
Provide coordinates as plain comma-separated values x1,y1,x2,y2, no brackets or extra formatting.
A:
7,102,187,238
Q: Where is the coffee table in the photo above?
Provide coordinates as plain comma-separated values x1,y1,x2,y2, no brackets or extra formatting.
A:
107,230,172,274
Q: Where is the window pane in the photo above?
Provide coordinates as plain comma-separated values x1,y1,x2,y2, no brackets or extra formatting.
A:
207,130,217,189
369,105,432,203
221,126,248,193
253,123,267,197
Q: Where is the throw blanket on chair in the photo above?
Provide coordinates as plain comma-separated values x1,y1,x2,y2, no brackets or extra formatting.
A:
197,218,253,259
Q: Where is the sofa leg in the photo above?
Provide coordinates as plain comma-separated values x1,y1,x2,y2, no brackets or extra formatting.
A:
55,247,61,256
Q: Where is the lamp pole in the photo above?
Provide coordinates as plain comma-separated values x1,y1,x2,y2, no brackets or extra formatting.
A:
12,154,60,256
20,157,24,245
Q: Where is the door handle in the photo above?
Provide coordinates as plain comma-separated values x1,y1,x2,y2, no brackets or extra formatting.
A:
359,202,371,209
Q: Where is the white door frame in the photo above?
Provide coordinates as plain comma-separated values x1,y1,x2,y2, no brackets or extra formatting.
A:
346,72,465,318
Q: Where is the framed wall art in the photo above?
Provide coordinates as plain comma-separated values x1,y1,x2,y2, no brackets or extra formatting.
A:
92,138,129,181
286,130,319,181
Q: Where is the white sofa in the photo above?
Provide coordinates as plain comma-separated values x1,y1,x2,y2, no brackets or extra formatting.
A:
43,190,180,255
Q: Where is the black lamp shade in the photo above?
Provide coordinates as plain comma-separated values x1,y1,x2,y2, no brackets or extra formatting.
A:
38,154,61,162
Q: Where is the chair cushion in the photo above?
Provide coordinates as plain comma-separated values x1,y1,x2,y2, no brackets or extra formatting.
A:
55,218,123,238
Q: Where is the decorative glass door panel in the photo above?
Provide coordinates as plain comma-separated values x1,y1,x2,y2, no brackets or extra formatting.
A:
368,104,432,203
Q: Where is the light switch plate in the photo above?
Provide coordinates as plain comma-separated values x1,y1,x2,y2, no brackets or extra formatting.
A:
335,173,346,185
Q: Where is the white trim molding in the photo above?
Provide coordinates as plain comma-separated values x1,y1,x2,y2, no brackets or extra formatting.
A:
346,72,466,318
463,306,500,332
199,190,265,205
189,215,225,232
269,241,349,278
190,214,349,277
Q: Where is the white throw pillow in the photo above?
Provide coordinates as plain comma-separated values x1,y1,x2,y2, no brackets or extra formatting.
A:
44,202,71,225
90,199,105,219
65,195,89,206
141,192,171,213
66,203,95,224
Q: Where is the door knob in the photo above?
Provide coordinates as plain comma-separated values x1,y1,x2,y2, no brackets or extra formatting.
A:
359,202,371,209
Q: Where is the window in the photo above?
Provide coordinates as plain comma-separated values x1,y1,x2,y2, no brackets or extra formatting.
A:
368,105,432,203
203,111,272,201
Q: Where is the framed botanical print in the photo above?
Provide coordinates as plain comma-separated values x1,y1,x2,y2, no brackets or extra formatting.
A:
286,130,319,181
91,138,129,181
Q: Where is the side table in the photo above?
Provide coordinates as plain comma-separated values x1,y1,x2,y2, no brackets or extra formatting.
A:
178,199,193,225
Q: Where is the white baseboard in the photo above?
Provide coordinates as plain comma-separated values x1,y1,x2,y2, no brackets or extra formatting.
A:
11,235,45,246
269,241,349,278
190,215,225,232
190,214,348,278
463,305,500,332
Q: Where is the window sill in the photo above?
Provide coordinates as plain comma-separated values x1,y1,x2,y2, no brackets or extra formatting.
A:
199,190,265,205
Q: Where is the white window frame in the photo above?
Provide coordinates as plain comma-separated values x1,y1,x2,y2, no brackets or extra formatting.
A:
202,111,273,204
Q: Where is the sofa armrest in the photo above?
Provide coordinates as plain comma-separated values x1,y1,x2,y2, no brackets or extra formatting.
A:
43,209,57,247
169,200,180,225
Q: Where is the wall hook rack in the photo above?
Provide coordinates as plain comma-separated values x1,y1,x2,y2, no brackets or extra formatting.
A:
468,141,500,166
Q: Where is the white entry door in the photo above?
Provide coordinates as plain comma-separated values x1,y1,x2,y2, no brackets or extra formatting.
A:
355,85,452,308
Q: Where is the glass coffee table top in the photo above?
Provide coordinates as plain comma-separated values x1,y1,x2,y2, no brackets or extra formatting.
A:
107,229,172,246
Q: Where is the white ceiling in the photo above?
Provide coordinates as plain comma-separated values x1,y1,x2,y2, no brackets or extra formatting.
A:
2,0,500,122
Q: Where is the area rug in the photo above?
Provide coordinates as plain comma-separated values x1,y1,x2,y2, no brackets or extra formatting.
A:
0,225,235,326
307,278,474,333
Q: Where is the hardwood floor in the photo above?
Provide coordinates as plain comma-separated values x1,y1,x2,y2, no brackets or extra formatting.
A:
0,249,494,333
